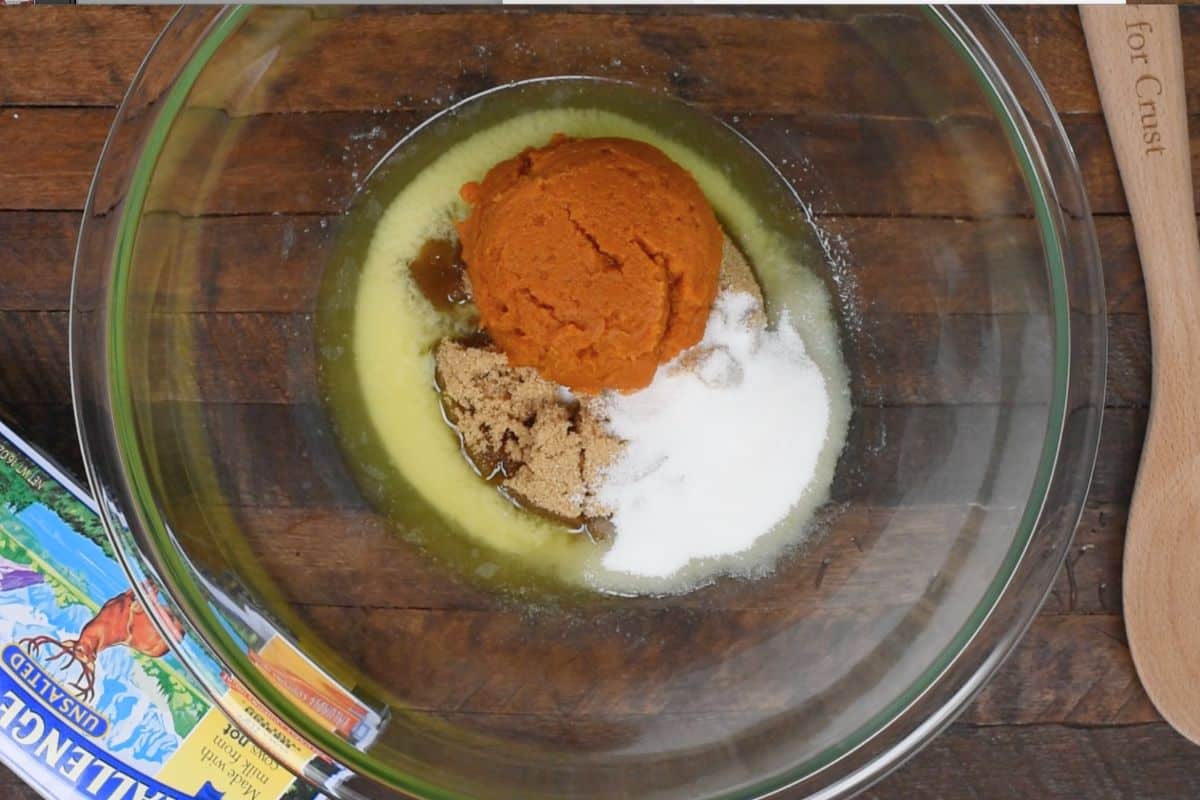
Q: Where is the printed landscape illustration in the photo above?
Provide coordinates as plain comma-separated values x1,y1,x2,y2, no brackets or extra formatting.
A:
0,457,207,774
19,580,184,705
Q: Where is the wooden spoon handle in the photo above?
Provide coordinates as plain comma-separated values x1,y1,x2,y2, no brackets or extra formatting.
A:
1083,5,1200,744
1083,6,1200,333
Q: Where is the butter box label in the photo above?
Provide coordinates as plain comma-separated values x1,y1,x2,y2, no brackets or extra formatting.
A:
0,421,340,800
0,646,221,799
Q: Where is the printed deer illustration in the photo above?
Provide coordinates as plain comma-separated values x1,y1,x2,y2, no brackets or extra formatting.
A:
19,581,184,704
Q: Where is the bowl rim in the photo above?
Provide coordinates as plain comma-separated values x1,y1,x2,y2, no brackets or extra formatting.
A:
69,6,1107,799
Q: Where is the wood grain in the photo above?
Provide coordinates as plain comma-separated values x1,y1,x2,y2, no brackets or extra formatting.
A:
286,608,1158,725
0,102,1193,217
0,108,112,210
0,5,1188,120
0,7,175,107
0,769,47,800
1085,4,1200,746
0,401,1143,613
863,722,1200,799
109,402,1053,510
241,502,1021,610
0,6,1179,117
0,211,1106,313
135,107,1033,217
0,402,1118,615
0,307,1142,407
0,213,78,310
0,211,1144,316
965,614,1155,726
301,603,928,716
231,501,1130,619
181,7,990,118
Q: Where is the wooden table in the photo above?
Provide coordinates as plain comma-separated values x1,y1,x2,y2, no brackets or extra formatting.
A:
0,6,1195,798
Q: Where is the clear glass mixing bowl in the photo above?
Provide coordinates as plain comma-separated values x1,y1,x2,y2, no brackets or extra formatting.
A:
71,7,1105,799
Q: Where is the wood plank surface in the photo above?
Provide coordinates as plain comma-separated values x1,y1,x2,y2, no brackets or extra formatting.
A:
3,102,1200,220
0,105,1158,215
0,6,1194,800
0,7,176,107
0,5,1191,119
106,402,1073,509
0,307,1140,406
0,210,1146,315
863,722,1200,800
166,8,994,118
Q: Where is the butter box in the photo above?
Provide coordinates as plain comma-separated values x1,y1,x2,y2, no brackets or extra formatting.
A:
0,419,349,800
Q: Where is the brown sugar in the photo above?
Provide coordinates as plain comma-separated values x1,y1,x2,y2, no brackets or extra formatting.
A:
456,135,723,394
434,340,621,520
718,237,765,324
432,236,762,522
671,238,766,376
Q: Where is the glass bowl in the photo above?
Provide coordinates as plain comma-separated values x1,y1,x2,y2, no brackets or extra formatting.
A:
71,6,1105,800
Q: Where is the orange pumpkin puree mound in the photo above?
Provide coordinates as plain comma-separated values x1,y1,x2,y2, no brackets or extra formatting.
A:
456,135,723,393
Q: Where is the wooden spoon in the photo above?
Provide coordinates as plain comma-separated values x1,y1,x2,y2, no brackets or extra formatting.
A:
1082,5,1200,744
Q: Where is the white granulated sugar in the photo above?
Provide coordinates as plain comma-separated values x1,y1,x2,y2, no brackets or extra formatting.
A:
597,291,830,578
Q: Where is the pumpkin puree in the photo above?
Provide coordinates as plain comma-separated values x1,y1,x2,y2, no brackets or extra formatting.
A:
456,135,723,393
